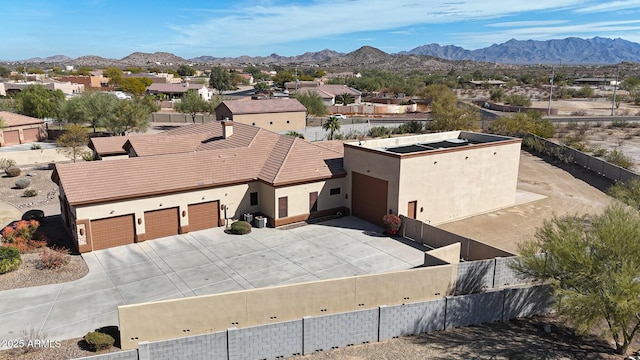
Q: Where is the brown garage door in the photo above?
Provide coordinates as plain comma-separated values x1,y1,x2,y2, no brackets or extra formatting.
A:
90,215,136,250
23,128,40,143
188,201,219,232
3,130,20,146
352,172,388,226
144,207,180,240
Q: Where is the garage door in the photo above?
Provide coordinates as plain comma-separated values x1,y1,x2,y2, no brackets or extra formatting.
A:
23,128,40,143
90,215,136,250
352,172,388,226
188,201,219,232
144,207,180,240
2,130,20,146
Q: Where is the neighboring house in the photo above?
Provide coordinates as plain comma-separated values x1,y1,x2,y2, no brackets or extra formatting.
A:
52,121,522,253
343,132,521,226
287,83,362,105
0,111,46,146
0,81,84,96
146,83,211,101
573,78,617,86
88,136,130,160
237,73,254,85
52,121,346,253
56,75,109,90
122,73,169,84
214,98,306,131
467,80,507,87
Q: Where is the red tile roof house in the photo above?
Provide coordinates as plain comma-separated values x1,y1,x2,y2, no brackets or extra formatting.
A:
146,83,211,101
0,111,46,146
53,121,348,252
53,119,522,253
214,98,307,132
286,84,362,105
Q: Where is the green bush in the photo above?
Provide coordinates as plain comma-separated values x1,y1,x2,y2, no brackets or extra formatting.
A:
0,247,22,273
30,144,41,150
369,126,391,138
5,166,21,177
23,189,38,197
397,121,423,134
84,331,115,352
504,94,532,107
230,220,252,235
608,178,640,210
605,149,634,169
0,158,17,170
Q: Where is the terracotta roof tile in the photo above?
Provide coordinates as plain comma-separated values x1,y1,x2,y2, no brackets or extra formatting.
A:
55,121,346,205
0,111,44,127
89,136,130,156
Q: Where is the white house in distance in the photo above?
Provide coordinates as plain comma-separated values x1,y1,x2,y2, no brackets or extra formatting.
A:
146,83,211,101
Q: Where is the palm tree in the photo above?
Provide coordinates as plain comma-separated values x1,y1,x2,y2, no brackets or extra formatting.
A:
323,116,341,140
337,92,354,105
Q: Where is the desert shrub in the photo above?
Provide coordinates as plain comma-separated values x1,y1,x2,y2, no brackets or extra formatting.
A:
369,126,391,138
84,331,115,352
397,121,423,134
36,247,70,269
23,189,37,197
608,178,640,210
81,150,94,162
14,178,31,189
570,110,588,116
230,220,252,235
504,94,532,107
605,149,634,169
382,214,402,235
488,111,556,138
0,158,17,170
489,87,504,102
0,247,22,273
1,219,46,253
5,166,21,177
30,144,41,150
591,147,608,157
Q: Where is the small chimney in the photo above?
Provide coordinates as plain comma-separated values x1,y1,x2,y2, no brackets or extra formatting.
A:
222,118,233,138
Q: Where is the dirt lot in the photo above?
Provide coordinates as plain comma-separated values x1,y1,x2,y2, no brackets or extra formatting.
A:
0,166,59,215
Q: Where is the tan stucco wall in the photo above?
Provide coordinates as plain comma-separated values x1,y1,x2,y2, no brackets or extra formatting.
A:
118,264,454,350
273,178,347,217
397,142,521,225
343,146,400,214
233,112,306,131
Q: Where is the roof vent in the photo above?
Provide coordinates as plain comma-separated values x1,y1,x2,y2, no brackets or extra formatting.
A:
222,118,233,138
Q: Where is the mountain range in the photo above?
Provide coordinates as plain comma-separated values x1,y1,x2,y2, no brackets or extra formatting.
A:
7,37,640,68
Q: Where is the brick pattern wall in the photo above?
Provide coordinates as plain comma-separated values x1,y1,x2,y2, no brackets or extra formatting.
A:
302,309,378,355
493,257,527,288
502,286,553,320
73,350,138,360
456,260,496,294
445,291,505,329
378,299,446,340
228,321,302,360
137,331,227,360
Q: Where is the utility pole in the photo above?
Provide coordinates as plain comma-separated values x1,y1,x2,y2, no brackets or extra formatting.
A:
547,68,555,116
611,64,620,116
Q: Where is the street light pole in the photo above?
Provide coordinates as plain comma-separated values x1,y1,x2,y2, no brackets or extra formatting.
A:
611,64,620,116
548,68,555,116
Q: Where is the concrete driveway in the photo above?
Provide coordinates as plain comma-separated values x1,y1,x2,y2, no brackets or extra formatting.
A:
0,216,427,343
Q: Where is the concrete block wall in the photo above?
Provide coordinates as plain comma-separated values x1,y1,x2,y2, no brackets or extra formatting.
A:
378,299,446,340
73,350,139,360
493,257,524,288
455,260,495,295
138,331,227,360
302,309,378,355
228,320,302,360
503,286,553,319
445,291,505,329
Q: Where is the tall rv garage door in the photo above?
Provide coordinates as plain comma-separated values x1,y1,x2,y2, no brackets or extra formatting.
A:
352,172,388,227
188,201,219,232
90,215,136,250
144,207,180,240
23,128,40,143
3,130,20,146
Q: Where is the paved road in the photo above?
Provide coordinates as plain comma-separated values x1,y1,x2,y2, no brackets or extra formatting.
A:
0,216,426,346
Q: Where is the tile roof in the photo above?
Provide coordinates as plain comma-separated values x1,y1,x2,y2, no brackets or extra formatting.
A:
316,85,361,96
146,83,207,93
217,98,306,115
54,121,345,205
0,111,44,127
89,136,130,156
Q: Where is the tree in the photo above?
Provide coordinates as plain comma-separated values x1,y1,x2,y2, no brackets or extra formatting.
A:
120,77,152,96
488,111,556,138
513,205,640,355
323,116,341,140
174,90,211,123
489,88,504,102
103,67,123,87
0,65,11,78
177,65,196,77
293,92,327,117
106,98,153,135
336,92,354,105
504,94,532,107
56,124,89,162
14,84,65,119
60,92,120,133
254,81,270,92
209,67,233,94
421,85,479,131
285,131,305,139
272,70,295,88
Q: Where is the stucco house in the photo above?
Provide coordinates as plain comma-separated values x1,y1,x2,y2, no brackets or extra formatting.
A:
214,98,306,131
287,84,362,106
53,122,521,253
146,83,211,101
0,111,46,147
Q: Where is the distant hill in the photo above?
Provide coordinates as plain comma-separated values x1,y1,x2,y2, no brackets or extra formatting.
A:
121,52,187,65
400,37,640,64
22,55,72,63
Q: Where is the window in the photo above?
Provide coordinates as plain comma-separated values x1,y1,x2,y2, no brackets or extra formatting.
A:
250,192,258,206
330,188,341,195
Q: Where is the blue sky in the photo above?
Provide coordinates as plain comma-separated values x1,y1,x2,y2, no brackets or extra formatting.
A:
3,0,640,60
